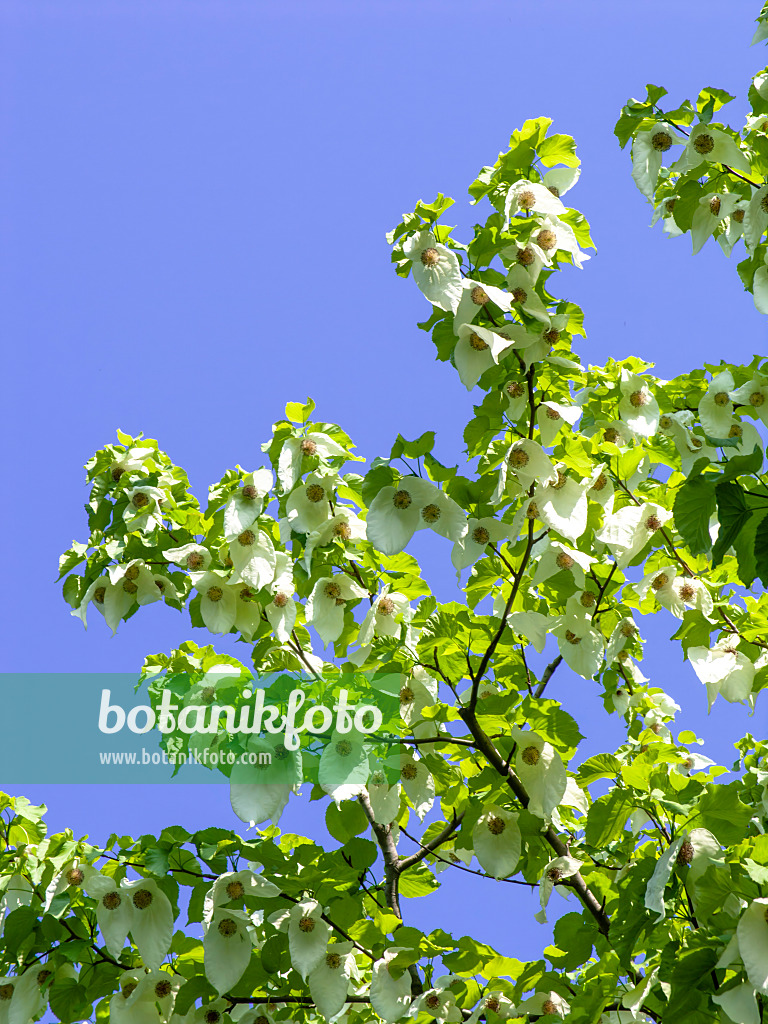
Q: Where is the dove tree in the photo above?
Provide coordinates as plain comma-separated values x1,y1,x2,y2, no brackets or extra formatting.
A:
5,8,768,1024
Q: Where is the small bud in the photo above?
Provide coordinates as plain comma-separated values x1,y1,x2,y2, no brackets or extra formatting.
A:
472,526,491,545
629,389,649,408
536,229,557,251
693,133,715,155
469,332,489,351
421,503,442,524
677,839,694,865
306,483,325,503
333,521,352,540
132,888,153,910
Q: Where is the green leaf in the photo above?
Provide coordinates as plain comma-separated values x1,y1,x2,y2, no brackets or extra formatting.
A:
673,476,716,554
285,397,316,424
585,789,634,847
144,846,171,876
691,782,753,845
721,444,764,480
712,482,751,567
755,511,768,587
537,134,579,169
577,754,622,786
48,980,92,1024
325,801,369,844
3,906,38,955
399,863,440,898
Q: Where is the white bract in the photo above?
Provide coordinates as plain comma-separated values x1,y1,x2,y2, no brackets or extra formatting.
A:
595,502,671,568
618,371,660,437
731,375,768,426
308,942,357,1020
688,636,756,710
691,191,741,254
511,727,567,823
453,278,511,332
306,575,368,645
403,230,463,312
472,805,521,879
367,478,467,556
630,121,686,199
671,124,752,176
278,431,348,491
535,856,583,924
453,323,514,390
699,370,735,438
223,469,273,534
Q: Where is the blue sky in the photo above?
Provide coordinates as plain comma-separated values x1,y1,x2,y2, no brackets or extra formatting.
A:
2,0,767,962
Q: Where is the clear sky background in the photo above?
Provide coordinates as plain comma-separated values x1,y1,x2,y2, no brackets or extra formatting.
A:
1,0,767,964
